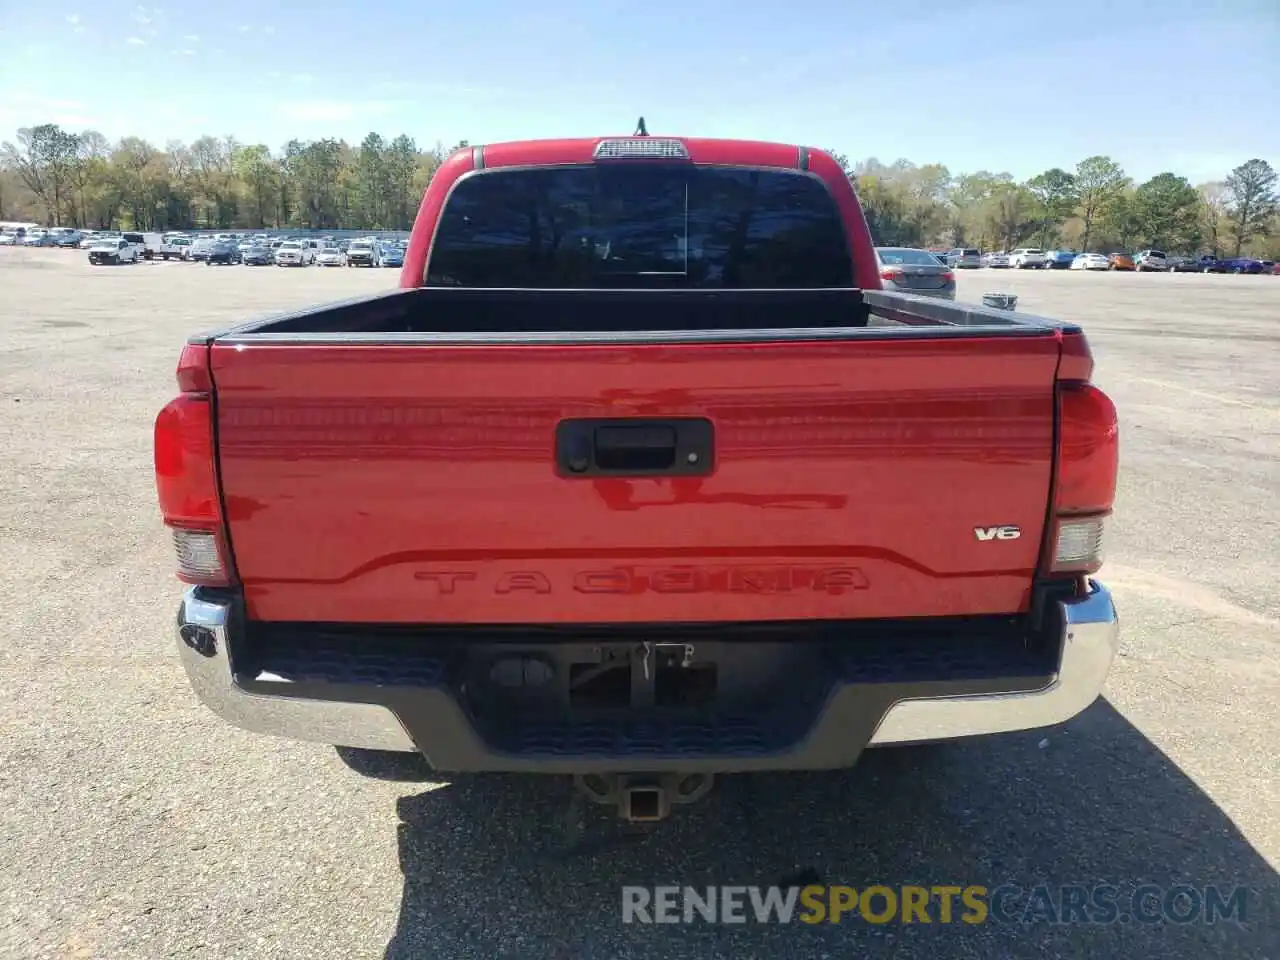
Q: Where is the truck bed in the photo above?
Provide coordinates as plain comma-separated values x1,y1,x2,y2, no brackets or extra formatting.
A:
202,286,1079,340
201,288,1073,624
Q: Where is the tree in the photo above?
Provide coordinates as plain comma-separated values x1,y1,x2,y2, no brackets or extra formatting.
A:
1,124,82,224
1098,187,1141,251
233,145,279,228
1133,173,1201,252
1025,168,1078,248
1223,159,1278,256
1073,156,1126,252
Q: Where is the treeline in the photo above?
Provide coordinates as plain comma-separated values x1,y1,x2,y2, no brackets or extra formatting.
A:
2,123,1276,257
831,153,1278,259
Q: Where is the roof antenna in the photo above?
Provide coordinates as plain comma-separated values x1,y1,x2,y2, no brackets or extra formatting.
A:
634,116,649,137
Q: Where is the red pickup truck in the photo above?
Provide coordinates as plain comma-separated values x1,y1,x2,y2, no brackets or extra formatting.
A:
158,133,1119,823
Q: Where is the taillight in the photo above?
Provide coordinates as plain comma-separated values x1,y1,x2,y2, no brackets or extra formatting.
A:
1048,382,1118,575
154,344,233,585
880,267,903,281
940,270,954,283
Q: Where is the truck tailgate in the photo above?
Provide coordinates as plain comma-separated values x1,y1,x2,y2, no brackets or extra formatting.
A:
211,335,1061,623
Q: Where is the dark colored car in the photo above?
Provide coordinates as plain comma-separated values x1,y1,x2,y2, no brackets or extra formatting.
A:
1166,256,1199,272
241,244,274,266
1207,257,1267,274
206,240,242,265
380,244,405,268
1044,250,1078,269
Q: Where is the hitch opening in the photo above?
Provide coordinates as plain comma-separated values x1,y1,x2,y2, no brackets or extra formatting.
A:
623,785,667,823
574,772,715,822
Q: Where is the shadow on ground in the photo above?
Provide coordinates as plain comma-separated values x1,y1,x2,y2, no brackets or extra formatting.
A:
382,700,1276,959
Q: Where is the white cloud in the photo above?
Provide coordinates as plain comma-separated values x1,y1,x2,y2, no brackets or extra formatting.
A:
277,100,397,123
290,72,314,83
126,36,146,45
177,48,195,56
183,33,199,41
66,14,81,25
264,25,275,35
238,24,250,33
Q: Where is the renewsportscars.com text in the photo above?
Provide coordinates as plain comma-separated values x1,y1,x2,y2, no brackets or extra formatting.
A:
621,884,1251,926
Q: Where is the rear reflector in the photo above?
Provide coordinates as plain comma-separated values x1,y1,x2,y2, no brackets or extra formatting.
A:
1052,516,1106,573
171,528,226,583
594,138,689,160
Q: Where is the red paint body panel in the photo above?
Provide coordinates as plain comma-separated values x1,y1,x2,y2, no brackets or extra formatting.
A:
211,335,1062,623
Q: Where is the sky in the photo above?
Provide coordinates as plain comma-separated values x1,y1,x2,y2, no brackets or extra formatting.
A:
1,0,1276,184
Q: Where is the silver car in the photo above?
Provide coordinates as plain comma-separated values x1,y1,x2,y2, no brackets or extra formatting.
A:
946,247,983,269
876,247,957,300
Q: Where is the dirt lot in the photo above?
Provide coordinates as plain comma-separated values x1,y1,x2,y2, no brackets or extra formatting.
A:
1,249,1276,959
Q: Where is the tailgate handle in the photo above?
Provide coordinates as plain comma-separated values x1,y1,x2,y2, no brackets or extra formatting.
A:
556,418,714,477
594,426,676,470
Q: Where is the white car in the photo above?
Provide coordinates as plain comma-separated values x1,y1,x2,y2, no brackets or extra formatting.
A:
87,236,139,265
346,239,382,267
274,240,314,266
1071,253,1111,271
1134,250,1169,272
1009,247,1046,269
982,251,1010,268
315,246,347,267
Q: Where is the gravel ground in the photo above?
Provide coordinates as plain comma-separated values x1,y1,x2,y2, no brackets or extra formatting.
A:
0,250,1276,959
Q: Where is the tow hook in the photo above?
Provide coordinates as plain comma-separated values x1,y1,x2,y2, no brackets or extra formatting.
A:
574,772,716,822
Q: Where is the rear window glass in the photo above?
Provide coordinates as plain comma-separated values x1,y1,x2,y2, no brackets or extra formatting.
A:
876,247,945,266
426,164,853,288
962,248,979,256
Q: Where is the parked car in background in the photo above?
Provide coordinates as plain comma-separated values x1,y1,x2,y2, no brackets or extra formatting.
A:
23,230,55,247
945,247,982,269
205,240,242,265
87,236,138,265
1070,253,1111,271
982,251,1010,268
274,240,314,266
875,246,957,300
121,231,163,260
188,238,217,262
346,238,382,267
1043,250,1077,269
1106,253,1135,271
1207,256,1267,274
241,244,274,266
162,235,195,260
380,244,405,268
50,228,83,248
1133,250,1169,272
316,246,348,267
1166,256,1199,272
1009,247,1047,269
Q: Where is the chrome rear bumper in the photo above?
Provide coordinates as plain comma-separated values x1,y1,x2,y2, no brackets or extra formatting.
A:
869,580,1118,744
176,581,1119,758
